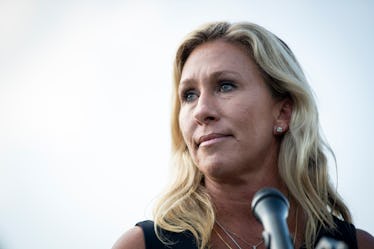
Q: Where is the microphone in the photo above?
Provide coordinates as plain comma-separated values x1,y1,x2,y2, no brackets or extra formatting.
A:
251,188,293,249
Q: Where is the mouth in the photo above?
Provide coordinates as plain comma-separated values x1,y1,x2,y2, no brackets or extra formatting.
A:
197,133,231,148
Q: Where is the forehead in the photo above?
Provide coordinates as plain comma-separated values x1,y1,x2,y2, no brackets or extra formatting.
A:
180,40,260,86
185,40,251,68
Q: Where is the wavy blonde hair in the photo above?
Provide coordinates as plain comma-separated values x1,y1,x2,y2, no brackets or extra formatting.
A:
153,21,351,249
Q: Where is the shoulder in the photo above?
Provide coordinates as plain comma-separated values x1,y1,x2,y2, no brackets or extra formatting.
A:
356,229,374,249
112,226,145,249
112,220,198,249
315,217,356,247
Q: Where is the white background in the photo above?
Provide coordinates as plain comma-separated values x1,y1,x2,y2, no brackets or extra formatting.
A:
0,1,373,249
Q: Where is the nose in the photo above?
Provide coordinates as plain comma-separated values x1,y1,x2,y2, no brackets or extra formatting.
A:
193,92,219,125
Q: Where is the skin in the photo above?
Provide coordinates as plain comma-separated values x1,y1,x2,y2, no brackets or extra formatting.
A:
178,40,295,248
112,40,374,249
178,40,290,185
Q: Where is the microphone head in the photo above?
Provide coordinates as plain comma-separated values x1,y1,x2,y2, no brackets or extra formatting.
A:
251,188,289,221
251,188,292,249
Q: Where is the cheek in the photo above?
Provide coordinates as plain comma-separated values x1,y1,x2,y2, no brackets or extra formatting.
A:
233,103,257,127
237,103,274,136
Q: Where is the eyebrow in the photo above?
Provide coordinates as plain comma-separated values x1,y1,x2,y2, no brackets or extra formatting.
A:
179,70,242,87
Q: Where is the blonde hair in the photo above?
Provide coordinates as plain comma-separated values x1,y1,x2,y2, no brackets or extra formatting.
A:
153,21,351,249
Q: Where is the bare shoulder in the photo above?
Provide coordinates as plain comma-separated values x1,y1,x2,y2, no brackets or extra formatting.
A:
357,228,374,249
112,226,145,249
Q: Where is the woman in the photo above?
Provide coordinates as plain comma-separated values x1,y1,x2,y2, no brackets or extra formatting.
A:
112,22,374,249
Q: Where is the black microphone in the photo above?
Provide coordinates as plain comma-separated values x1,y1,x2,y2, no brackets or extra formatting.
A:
251,188,293,249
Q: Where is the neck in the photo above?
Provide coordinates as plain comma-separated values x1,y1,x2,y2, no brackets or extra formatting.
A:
206,172,285,238
205,164,287,216
204,169,304,248
206,181,306,248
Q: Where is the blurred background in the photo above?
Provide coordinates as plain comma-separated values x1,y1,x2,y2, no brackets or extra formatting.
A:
0,1,373,249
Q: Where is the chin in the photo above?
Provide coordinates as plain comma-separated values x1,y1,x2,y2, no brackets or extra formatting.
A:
198,160,233,179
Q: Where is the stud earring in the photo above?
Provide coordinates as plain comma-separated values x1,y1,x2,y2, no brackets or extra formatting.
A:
276,126,283,133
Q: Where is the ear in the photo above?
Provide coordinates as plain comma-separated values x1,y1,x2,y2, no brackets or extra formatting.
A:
273,98,293,135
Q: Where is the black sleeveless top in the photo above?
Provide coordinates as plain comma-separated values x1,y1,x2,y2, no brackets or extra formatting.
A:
136,218,357,249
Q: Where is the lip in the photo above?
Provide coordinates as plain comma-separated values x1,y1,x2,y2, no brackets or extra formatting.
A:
197,133,231,147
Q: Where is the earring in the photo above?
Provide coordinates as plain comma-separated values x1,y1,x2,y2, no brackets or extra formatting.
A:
276,126,283,133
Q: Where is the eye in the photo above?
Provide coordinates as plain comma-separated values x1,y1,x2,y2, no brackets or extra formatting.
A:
218,81,236,92
182,89,198,102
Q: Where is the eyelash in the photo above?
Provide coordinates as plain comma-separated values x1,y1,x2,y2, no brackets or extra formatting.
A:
180,80,237,103
182,89,198,102
217,80,236,92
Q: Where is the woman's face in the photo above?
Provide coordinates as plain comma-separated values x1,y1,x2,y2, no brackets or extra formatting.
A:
178,40,283,179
